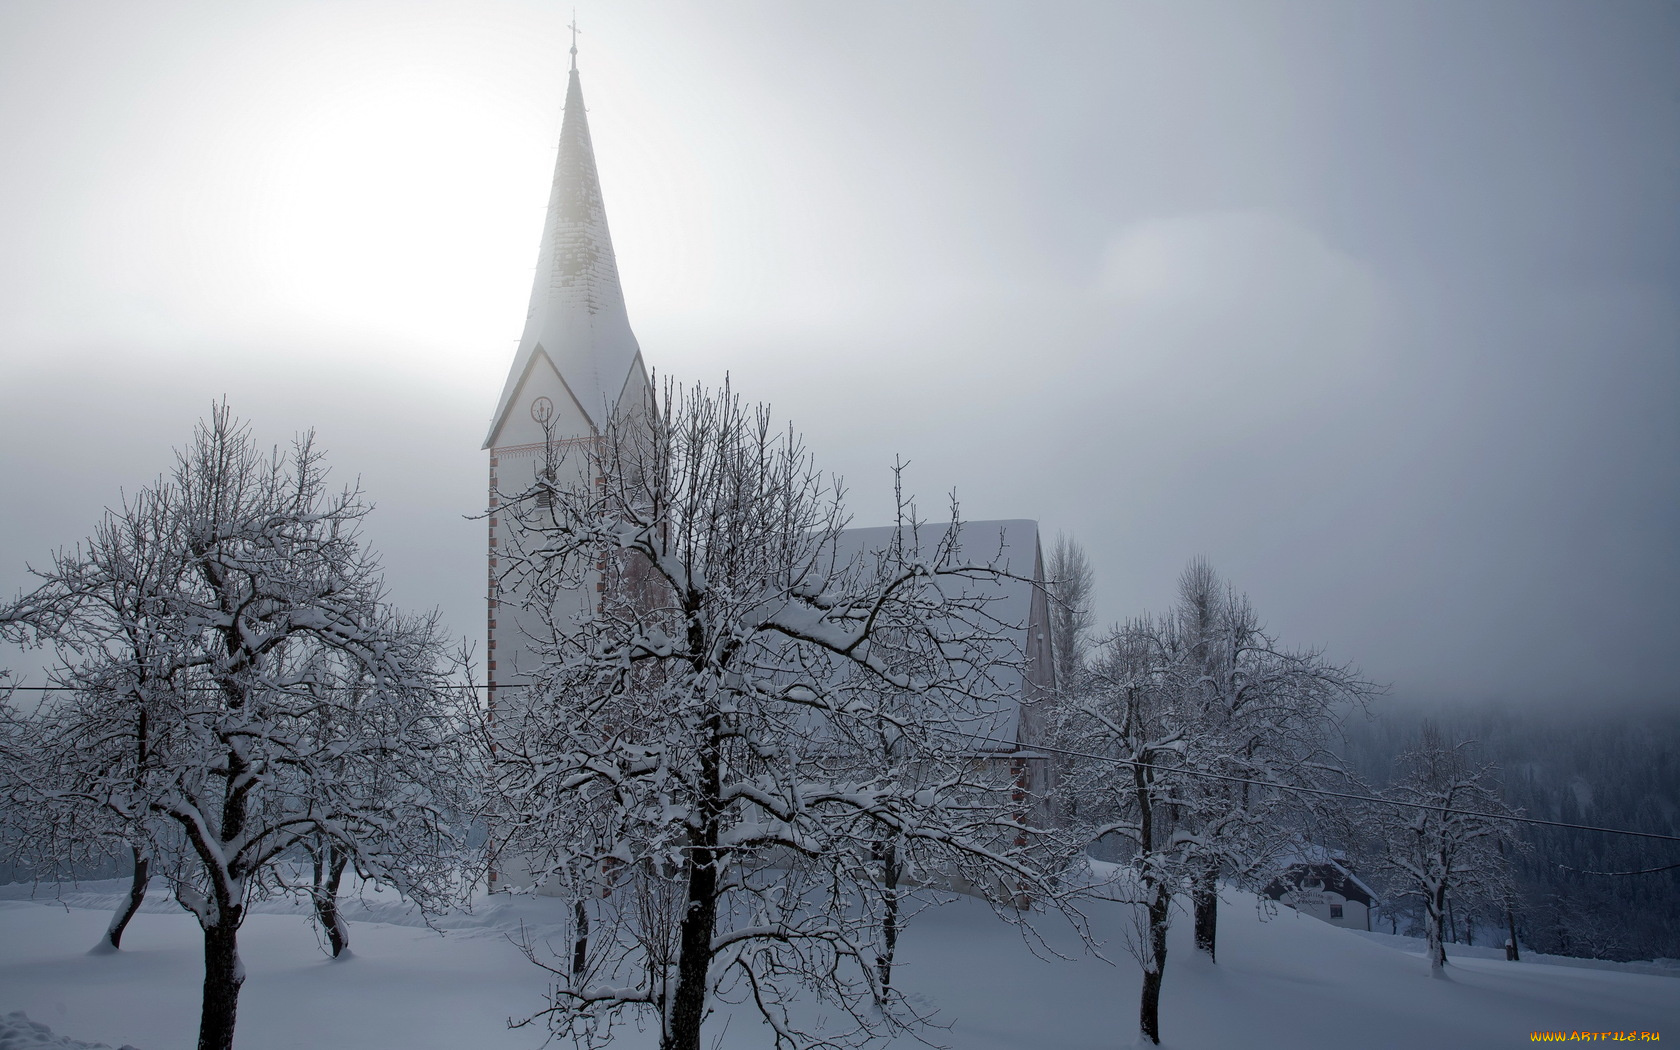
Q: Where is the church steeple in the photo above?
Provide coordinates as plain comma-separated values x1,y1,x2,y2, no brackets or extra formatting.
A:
485,39,644,447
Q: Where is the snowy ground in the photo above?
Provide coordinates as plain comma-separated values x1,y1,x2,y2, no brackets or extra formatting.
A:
1,879,1675,1050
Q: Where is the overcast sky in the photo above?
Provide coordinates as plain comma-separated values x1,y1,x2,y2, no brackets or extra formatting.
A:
1,0,1675,708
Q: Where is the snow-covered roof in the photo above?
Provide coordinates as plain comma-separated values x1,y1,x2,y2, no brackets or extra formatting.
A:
1329,860,1381,906
1265,848,1381,907
830,519,1048,751
485,58,643,447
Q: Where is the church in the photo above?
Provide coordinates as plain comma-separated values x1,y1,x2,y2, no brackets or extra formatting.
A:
482,42,1055,844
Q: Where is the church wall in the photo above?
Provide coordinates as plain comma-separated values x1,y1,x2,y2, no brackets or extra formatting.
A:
482,53,652,896
487,352,601,740
1019,534,1057,829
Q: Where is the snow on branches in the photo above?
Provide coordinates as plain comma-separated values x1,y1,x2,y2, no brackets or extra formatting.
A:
0,404,478,1050
1049,560,1373,1045
489,379,1056,1050
1366,724,1521,976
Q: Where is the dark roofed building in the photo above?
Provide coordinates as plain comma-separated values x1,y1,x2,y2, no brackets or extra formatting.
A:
1263,854,1380,932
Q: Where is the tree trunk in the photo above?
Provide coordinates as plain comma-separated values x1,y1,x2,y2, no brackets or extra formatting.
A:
1139,966,1163,1046
877,843,901,1002
198,726,249,1050
104,700,153,953
1499,838,1519,961
664,851,718,1050
1138,880,1172,1045
102,847,150,951
1192,864,1219,962
1427,884,1448,976
311,842,350,958
1131,748,1171,1044
665,722,721,1050
197,916,244,1050
572,899,589,978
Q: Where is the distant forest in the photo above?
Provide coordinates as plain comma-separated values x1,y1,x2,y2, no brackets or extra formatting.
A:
1337,700,1680,963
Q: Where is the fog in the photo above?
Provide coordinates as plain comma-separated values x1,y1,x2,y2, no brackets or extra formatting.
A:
2,1,1675,708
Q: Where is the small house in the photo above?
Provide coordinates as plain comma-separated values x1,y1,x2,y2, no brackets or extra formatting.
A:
1262,854,1379,932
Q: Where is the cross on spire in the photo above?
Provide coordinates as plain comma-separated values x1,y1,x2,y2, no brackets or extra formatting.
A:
484,9,642,446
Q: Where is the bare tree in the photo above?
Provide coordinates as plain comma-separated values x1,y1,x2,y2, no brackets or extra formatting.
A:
1046,532,1094,692
1368,724,1519,976
1051,560,1371,1043
0,405,476,1050
1169,560,1373,964
0,484,187,948
490,379,1051,1050
284,605,473,959
0,674,35,882
1052,615,1191,1046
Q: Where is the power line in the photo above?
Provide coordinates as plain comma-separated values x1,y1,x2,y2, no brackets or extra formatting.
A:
1558,862,1680,877
978,734,1680,846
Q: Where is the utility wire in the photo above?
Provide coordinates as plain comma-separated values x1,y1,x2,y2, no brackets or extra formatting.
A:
1557,862,1680,877
957,732,1680,846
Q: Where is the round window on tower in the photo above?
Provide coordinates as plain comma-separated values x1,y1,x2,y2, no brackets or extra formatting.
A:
531,397,555,423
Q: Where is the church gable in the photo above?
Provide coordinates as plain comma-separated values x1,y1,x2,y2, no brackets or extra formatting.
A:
486,347,594,452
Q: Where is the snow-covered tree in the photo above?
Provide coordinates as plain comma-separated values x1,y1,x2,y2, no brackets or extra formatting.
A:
0,406,477,1050
1368,723,1519,976
1051,560,1371,1043
1052,615,1189,1046
279,604,473,959
1167,560,1372,963
1046,532,1094,691
0,482,192,948
490,379,1052,1050
0,674,34,880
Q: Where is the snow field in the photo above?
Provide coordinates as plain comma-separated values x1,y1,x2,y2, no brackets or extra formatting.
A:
1,882,1675,1050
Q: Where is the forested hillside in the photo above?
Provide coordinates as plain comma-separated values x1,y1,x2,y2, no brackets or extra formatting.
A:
1338,701,1680,962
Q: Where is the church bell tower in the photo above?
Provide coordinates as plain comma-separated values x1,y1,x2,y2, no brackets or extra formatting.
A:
484,34,650,716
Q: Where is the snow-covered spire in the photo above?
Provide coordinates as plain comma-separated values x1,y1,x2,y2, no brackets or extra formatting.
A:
485,39,643,446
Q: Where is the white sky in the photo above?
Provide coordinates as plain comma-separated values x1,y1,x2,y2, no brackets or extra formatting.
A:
2,0,1676,707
